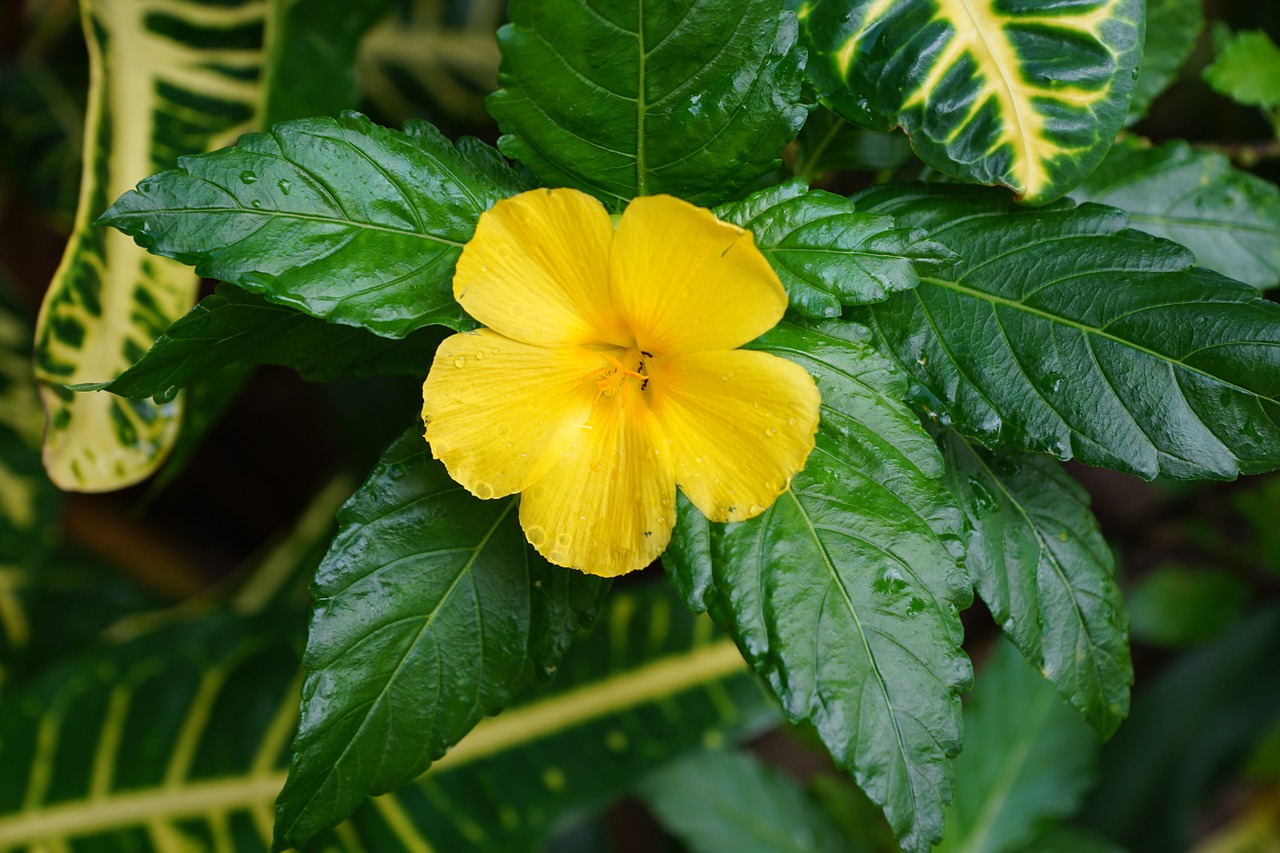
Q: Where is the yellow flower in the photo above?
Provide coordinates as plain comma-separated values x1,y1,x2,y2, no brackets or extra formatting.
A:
421,188,821,577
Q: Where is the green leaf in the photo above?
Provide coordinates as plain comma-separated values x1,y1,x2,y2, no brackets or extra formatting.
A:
359,584,777,852
101,111,527,340
797,0,1144,204
1203,28,1280,113
937,638,1100,853
940,433,1130,738
664,493,718,616
273,427,610,850
1127,0,1204,124
640,749,848,853
1011,825,1128,853
33,0,269,490
715,179,957,317
711,318,972,853
1070,137,1280,290
1127,564,1250,648
88,284,447,404
792,107,916,183
852,182,1280,481
488,0,809,207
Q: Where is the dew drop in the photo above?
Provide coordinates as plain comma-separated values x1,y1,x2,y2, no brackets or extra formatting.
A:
555,532,572,548
526,524,548,547
250,199,263,209
240,170,258,184
473,481,495,499
767,427,778,437
278,178,291,194
454,355,467,367
475,351,485,360
496,424,510,437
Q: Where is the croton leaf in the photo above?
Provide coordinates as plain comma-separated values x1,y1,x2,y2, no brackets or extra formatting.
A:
88,284,447,404
690,318,971,853
797,0,1144,204
852,182,1280,481
33,0,268,491
715,179,956,317
272,427,609,851
101,111,528,340
940,432,1131,738
1071,137,1280,290
488,0,809,207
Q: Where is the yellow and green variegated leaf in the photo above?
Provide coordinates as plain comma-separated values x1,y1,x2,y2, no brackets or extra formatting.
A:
797,0,1145,204
0,585,774,852
32,0,266,492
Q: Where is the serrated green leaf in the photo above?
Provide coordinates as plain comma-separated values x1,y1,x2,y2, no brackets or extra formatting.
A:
33,0,269,491
708,318,971,853
715,179,956,317
640,749,847,853
798,0,1144,204
940,433,1130,738
937,638,1100,853
853,182,1280,481
664,492,718,616
792,107,916,183
101,111,527,340
88,284,446,405
273,427,610,850
488,0,808,207
1203,28,1280,113
1126,564,1250,648
1126,0,1204,124
1070,137,1280,289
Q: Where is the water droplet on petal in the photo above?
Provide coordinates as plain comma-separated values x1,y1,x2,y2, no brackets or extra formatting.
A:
526,524,547,547
473,481,494,499
475,351,484,360
555,533,572,548
496,424,510,437
454,356,467,367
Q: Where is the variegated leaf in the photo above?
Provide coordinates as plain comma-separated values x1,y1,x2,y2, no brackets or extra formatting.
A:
797,0,1144,204
32,0,266,492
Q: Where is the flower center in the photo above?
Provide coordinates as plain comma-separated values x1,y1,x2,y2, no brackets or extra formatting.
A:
594,347,652,404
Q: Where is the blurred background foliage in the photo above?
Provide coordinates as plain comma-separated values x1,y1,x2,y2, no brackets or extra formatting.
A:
1,0,1279,850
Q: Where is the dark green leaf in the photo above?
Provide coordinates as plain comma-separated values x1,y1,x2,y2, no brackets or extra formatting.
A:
1011,826,1128,853
272,428,609,850
714,318,972,853
798,0,1143,204
101,111,528,339
663,493,717,616
792,107,916,182
1082,609,1280,852
937,639,1100,853
640,749,847,853
1127,0,1205,124
715,179,956,317
1127,565,1250,648
940,433,1131,738
853,183,1280,481
1071,138,1280,289
90,284,447,404
488,0,808,206
1203,28,1280,113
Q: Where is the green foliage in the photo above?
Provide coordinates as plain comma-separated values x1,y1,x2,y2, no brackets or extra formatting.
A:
102,112,527,339
1204,27,1280,115
797,0,1143,204
1127,565,1251,648
792,108,916,182
715,179,957,317
1072,137,1280,289
1128,0,1205,124
489,0,809,206
852,183,1280,481
940,433,1130,737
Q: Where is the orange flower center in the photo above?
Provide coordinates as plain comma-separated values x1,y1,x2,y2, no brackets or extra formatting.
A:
594,347,653,404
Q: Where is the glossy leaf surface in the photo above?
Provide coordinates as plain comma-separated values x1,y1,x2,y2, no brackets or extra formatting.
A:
941,433,1130,737
489,0,808,206
853,183,1280,481
33,0,267,490
93,284,446,404
1071,137,1280,289
937,639,1099,853
708,319,971,853
273,428,609,850
102,111,526,339
716,179,956,317
797,0,1143,204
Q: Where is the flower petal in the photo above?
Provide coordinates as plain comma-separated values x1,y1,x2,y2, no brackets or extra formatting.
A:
649,349,820,522
610,195,787,355
422,329,602,499
453,188,630,348
519,393,676,577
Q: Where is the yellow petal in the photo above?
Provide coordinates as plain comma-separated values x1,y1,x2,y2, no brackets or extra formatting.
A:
453,188,631,348
609,195,787,355
649,349,820,522
519,392,676,577
422,329,603,499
